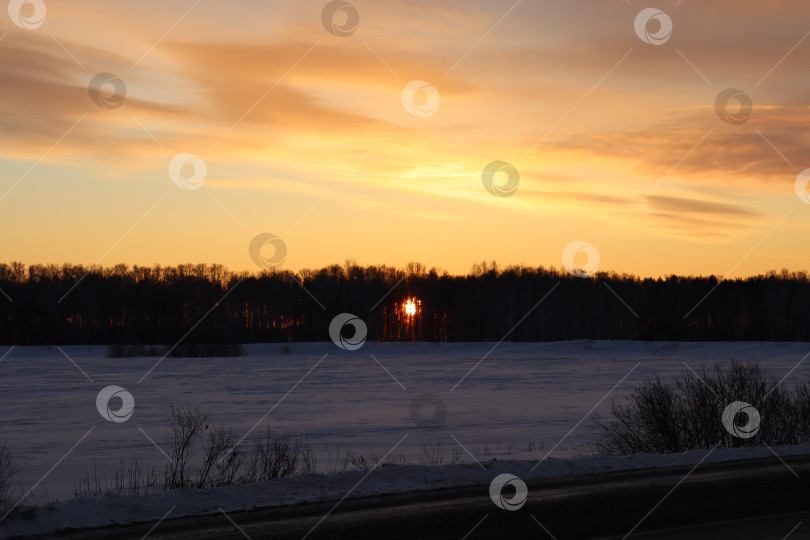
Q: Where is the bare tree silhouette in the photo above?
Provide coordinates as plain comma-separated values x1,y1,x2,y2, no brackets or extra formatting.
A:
0,262,808,345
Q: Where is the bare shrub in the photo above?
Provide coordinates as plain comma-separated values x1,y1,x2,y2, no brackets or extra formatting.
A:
417,439,445,466
240,427,315,483
298,435,317,475
197,427,244,488
322,444,345,474
71,408,316,499
594,360,810,455
448,446,463,465
0,427,18,508
343,448,381,471
73,458,163,498
165,406,208,489
251,428,298,480
526,440,544,452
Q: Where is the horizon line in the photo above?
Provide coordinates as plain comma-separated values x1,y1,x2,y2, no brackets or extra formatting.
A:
2,260,808,281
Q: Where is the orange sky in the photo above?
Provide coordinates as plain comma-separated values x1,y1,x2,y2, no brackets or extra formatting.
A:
2,0,810,277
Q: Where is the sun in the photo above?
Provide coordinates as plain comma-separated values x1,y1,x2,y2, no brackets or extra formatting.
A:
404,298,417,316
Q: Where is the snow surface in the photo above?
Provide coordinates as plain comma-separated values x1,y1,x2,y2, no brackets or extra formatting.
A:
3,444,810,538
1,340,809,536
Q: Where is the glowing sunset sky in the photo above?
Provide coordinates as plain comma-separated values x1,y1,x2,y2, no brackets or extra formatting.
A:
2,0,810,276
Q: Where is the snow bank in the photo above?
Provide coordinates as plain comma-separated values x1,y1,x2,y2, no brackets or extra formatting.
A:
2,444,808,538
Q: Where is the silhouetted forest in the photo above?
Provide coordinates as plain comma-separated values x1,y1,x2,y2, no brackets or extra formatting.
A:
0,261,809,345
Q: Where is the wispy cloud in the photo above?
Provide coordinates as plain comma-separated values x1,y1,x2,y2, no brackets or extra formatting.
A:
0,0,807,274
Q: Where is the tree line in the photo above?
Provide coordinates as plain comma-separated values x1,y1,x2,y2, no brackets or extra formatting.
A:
0,261,808,345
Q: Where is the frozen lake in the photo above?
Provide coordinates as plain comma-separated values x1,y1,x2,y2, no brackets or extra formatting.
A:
1,340,808,501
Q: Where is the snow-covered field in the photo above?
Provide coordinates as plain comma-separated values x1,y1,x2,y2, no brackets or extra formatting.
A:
3,340,808,499
0,340,808,535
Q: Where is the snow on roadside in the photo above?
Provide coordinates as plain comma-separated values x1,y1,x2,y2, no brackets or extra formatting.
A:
2,444,809,538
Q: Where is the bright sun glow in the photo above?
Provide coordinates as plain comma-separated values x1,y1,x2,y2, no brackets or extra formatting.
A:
404,298,417,316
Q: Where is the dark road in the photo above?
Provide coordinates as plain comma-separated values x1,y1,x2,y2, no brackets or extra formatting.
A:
629,512,808,539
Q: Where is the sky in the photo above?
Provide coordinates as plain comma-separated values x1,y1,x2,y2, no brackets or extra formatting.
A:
1,0,810,277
